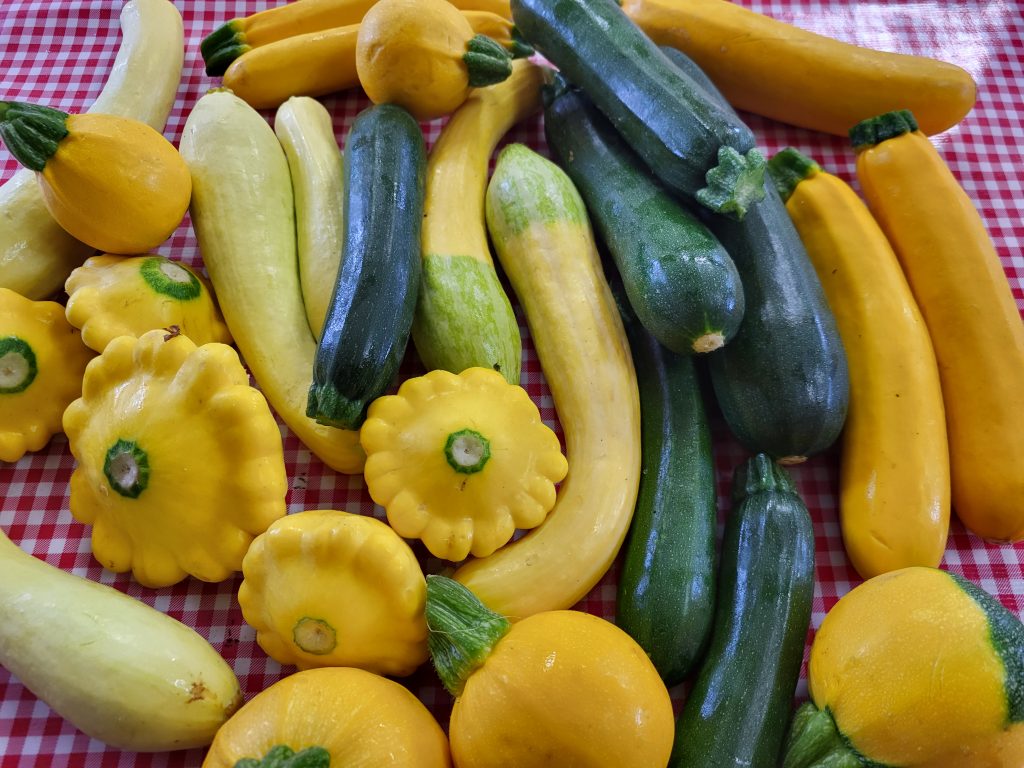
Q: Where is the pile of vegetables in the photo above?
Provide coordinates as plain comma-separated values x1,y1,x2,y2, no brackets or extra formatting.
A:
1,0,1023,766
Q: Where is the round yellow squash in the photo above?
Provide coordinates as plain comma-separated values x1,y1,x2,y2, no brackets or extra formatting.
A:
201,667,452,768
783,566,1024,768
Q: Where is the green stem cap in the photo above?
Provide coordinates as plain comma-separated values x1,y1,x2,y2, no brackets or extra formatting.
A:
0,336,38,394
425,574,511,697
234,744,331,768
508,27,535,59
781,702,865,768
767,147,821,203
444,428,491,474
199,20,248,77
0,101,69,172
733,452,797,505
695,145,767,221
103,439,151,499
464,34,514,88
849,109,918,151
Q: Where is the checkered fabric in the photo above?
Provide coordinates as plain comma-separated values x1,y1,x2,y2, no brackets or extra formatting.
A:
2,1,1023,765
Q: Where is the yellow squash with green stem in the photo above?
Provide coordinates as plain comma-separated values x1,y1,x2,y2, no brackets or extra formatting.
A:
239,510,429,676
620,0,976,136
412,59,544,383
356,0,516,120
426,575,674,767
0,287,93,462
361,367,567,561
783,566,1024,768
852,110,1024,543
62,329,288,588
64,254,232,353
767,148,949,579
452,144,641,619
202,667,452,768
179,89,365,474
0,102,191,255
0,0,183,300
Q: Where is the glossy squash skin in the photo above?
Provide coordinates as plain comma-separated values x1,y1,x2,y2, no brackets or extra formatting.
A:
455,143,641,619
202,667,452,767
853,111,1024,542
769,149,949,579
412,60,545,383
621,0,976,136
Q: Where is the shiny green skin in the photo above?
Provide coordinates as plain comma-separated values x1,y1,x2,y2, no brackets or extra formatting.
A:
543,80,744,355
672,454,815,768
614,297,717,687
307,104,425,429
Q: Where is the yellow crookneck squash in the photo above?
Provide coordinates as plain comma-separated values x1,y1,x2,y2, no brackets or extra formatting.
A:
355,0,516,120
0,287,94,463
202,666,452,768
239,509,429,676
360,367,568,562
0,101,191,255
62,329,288,588
426,575,675,768
65,254,232,354
767,148,950,579
851,110,1024,543
782,566,1024,768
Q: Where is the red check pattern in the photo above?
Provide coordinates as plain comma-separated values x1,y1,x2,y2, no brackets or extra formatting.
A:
2,1,1023,765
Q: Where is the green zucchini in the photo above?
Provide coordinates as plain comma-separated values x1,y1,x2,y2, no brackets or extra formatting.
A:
306,103,425,429
614,285,718,686
543,74,744,355
510,0,766,219
671,453,815,768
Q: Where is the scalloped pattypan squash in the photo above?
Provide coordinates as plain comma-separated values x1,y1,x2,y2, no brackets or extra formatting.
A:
360,367,568,562
239,509,428,676
65,254,232,353
0,287,94,462
62,329,287,587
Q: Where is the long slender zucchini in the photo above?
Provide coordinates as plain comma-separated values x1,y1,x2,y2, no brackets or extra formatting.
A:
543,74,743,355
307,103,425,430
672,454,815,768
454,143,641,619
510,0,765,219
614,286,717,686
412,60,545,383
179,90,364,474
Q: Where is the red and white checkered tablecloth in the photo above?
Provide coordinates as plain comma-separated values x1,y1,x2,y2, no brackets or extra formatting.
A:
2,1,1023,765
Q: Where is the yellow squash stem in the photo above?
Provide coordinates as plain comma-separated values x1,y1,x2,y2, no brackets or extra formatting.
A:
768,148,949,579
412,59,545,383
852,110,1024,542
620,0,976,136
454,144,641,619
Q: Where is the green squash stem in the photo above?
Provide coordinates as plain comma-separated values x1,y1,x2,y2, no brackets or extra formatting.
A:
0,101,69,172
234,744,331,768
767,148,821,203
200,20,249,77
695,146,767,221
0,337,38,395
463,34,513,88
425,574,511,696
849,110,918,151
781,703,865,768
732,451,797,502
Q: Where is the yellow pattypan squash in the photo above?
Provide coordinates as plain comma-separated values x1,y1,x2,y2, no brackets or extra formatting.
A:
360,367,568,562
62,328,288,587
239,509,428,676
65,254,231,353
202,667,452,768
0,287,94,462
0,101,191,254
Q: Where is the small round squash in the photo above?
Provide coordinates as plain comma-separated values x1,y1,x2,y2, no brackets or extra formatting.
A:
201,667,452,768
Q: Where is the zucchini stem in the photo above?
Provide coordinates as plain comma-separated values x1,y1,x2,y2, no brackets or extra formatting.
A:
695,146,767,221
781,702,864,768
849,109,918,150
0,101,69,172
233,744,331,768
464,34,513,88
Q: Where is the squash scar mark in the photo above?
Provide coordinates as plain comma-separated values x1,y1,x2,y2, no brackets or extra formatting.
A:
187,680,209,702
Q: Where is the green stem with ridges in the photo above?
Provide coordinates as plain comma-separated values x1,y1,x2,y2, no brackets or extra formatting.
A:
733,452,797,504
781,703,865,768
508,28,534,59
305,382,367,430
425,574,511,696
849,110,918,151
695,146,767,221
233,744,330,768
768,147,821,203
464,34,513,88
140,257,203,301
103,439,150,499
444,428,491,474
0,101,69,172
200,20,248,77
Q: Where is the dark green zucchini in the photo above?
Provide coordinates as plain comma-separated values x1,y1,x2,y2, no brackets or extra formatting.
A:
614,287,718,687
306,103,425,429
543,75,744,355
510,0,766,219
671,454,815,768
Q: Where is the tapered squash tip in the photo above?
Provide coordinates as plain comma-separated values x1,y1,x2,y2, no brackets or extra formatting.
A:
849,109,919,150
781,703,863,768
767,148,820,202
464,34,514,87
695,146,767,220
425,574,511,697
